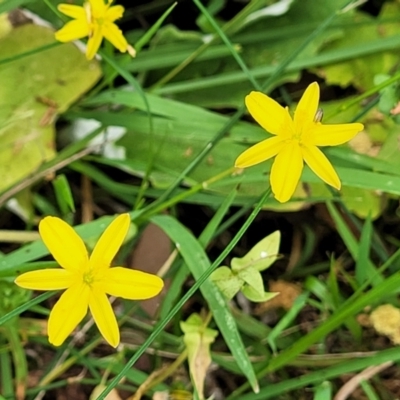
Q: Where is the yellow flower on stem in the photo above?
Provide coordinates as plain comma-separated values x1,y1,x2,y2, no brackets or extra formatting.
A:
235,82,364,203
15,214,163,348
55,0,136,60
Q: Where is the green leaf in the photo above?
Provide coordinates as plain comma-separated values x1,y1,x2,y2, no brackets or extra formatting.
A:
242,286,278,303
231,231,281,272
238,266,264,296
210,266,243,300
52,174,75,215
180,313,218,399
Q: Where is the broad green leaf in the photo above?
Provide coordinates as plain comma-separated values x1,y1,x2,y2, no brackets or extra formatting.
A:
232,231,281,272
210,266,243,300
238,266,264,296
0,24,101,194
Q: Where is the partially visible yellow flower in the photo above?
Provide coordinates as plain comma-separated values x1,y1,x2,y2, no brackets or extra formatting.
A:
15,214,163,347
235,82,364,203
55,0,136,60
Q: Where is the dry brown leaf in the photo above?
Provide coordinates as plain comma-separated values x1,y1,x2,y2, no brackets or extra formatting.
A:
255,279,302,314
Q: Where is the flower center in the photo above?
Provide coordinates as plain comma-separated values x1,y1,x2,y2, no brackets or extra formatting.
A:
83,270,95,287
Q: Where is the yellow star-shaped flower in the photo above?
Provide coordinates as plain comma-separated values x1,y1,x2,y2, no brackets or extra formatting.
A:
55,0,136,60
15,214,163,348
235,82,364,203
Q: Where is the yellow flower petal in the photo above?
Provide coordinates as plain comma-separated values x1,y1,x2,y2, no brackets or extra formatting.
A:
86,24,103,60
48,283,90,346
39,217,89,272
55,19,90,42
235,136,285,168
294,82,319,132
310,123,364,146
88,0,107,13
89,214,130,271
103,267,164,299
301,145,340,189
270,143,303,203
58,4,86,19
15,269,76,290
245,91,290,136
89,287,119,347
106,4,124,22
103,21,128,52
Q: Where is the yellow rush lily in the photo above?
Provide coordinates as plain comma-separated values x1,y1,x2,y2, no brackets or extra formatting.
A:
15,214,163,348
55,0,136,60
235,82,364,203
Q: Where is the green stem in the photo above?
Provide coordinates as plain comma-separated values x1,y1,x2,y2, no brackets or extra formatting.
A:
3,322,28,399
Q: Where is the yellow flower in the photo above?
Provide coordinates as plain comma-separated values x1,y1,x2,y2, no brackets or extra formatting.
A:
15,214,163,347
55,0,136,60
235,82,364,203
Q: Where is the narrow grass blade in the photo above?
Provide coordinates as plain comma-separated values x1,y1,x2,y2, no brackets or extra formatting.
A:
267,292,309,354
326,201,382,284
356,214,373,285
135,2,178,52
314,381,332,400
192,0,261,90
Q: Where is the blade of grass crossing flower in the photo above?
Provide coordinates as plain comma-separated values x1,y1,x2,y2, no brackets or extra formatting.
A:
159,188,238,320
355,214,373,285
97,189,271,399
152,214,259,392
192,0,261,91
326,201,383,284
